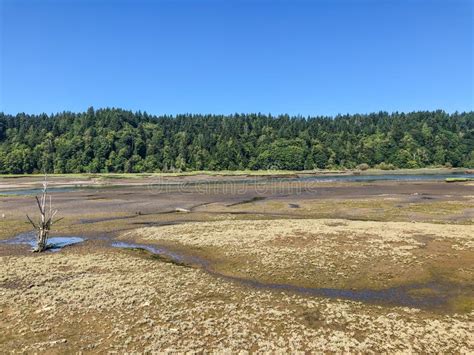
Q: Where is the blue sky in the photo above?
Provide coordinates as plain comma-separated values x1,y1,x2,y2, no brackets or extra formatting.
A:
1,0,472,116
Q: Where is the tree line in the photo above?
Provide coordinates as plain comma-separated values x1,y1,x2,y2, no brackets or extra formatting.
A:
0,108,473,174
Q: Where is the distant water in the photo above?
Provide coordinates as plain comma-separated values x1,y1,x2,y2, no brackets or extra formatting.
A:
0,172,472,195
298,172,474,183
0,186,79,196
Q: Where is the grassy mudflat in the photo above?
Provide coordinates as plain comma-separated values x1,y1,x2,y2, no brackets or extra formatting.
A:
1,248,472,353
130,219,473,294
0,175,473,352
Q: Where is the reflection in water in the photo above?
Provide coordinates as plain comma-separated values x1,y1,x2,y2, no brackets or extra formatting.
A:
0,232,85,252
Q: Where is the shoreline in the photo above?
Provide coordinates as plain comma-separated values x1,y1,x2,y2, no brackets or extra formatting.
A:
0,168,472,191
0,167,470,179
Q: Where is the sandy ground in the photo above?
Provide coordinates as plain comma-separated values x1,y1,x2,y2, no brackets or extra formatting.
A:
0,176,473,352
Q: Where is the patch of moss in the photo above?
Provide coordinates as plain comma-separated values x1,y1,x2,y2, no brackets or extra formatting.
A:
445,178,473,183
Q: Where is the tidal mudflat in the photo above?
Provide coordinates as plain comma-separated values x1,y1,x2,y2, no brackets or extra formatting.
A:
0,174,473,352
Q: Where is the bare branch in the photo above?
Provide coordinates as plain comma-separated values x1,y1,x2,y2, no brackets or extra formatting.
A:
41,191,46,215
53,216,64,224
51,209,58,220
26,214,38,229
27,174,59,252
34,196,43,215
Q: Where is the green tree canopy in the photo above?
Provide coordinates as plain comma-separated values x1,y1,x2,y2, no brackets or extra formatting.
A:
0,108,472,173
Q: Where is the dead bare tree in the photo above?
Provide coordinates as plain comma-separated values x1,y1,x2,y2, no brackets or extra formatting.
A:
26,176,62,252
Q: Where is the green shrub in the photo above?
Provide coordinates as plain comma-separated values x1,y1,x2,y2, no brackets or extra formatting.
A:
356,163,370,171
375,162,396,170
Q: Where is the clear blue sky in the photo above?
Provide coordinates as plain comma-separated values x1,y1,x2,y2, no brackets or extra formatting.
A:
1,0,472,116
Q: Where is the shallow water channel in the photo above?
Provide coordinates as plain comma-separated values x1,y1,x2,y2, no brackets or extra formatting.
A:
1,232,466,310
112,240,460,310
